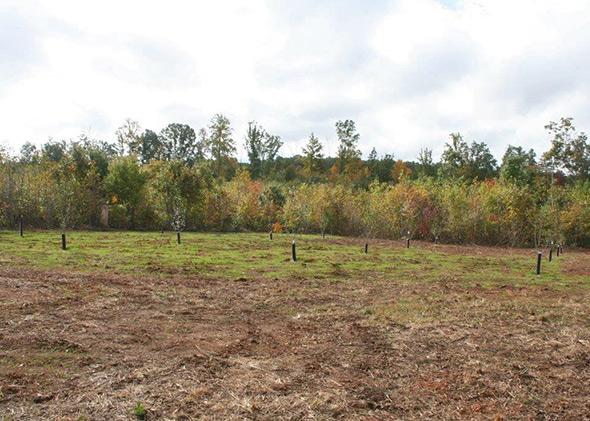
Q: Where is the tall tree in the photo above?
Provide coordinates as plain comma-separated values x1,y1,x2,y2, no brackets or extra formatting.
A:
417,147,434,178
441,133,497,180
196,128,210,162
467,141,498,180
335,119,361,173
262,133,282,177
441,133,468,178
20,142,39,164
208,114,236,179
115,118,142,156
244,122,282,179
245,122,266,179
367,147,378,180
158,123,198,164
543,117,590,181
301,133,324,179
42,140,67,162
130,129,163,164
499,145,536,186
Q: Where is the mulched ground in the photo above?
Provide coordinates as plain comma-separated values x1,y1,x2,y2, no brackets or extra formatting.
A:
1,256,589,420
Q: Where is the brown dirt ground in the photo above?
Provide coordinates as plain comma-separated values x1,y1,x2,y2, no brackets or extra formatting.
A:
1,254,590,420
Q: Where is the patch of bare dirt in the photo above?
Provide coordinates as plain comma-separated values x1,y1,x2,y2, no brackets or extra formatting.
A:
562,252,590,277
1,265,590,420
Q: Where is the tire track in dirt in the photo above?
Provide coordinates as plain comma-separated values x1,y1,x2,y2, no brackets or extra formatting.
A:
1,266,590,419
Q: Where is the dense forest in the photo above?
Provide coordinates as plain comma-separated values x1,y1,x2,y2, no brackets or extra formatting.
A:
1,116,589,247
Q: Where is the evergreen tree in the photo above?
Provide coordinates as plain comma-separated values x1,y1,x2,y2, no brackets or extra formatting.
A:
301,133,324,178
367,147,378,179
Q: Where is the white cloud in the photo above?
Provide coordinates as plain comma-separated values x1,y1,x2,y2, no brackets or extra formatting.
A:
365,0,590,158
1,0,589,161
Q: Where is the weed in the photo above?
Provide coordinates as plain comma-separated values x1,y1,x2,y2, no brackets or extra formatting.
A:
134,402,147,420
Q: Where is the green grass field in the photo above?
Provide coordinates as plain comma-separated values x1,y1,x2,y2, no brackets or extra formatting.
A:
0,230,581,288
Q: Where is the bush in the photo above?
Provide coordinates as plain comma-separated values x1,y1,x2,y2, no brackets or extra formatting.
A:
109,204,128,229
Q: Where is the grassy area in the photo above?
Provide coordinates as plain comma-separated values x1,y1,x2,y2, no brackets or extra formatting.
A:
0,229,585,288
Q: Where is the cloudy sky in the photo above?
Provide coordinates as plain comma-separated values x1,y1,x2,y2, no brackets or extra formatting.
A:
1,0,589,161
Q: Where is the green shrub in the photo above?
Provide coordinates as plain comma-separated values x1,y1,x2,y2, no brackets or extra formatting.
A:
109,204,128,229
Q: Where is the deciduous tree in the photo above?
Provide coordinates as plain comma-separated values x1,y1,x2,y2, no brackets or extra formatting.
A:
159,123,198,165
543,117,590,181
115,119,142,156
335,119,361,174
209,114,236,179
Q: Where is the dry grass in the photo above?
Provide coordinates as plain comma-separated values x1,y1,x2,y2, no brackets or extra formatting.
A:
0,232,590,420
1,233,589,419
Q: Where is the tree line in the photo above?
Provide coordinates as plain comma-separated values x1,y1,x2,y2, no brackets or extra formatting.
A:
1,115,589,247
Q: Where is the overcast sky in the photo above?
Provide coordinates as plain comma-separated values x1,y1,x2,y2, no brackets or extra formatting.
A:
1,0,589,161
